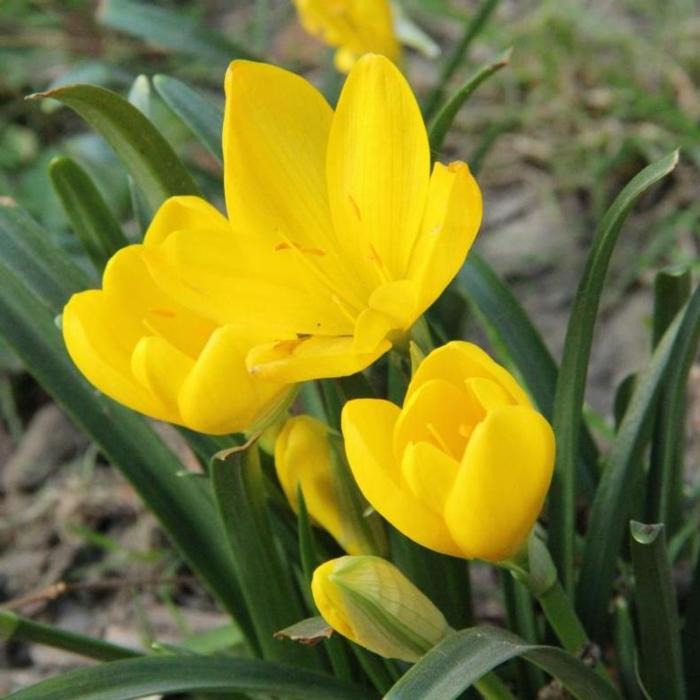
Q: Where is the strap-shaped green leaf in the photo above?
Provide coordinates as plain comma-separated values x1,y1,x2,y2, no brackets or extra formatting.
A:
577,279,700,637
428,48,511,155
423,0,502,120
153,74,223,163
98,0,257,68
29,83,201,211
0,203,89,308
49,156,129,271
4,655,373,700
0,610,140,663
630,522,686,700
0,204,254,644
210,443,325,670
549,150,679,593
384,626,621,700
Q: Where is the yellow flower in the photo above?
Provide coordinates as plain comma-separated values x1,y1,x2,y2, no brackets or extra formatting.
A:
275,415,385,555
341,341,555,562
63,55,481,433
63,197,292,435
144,55,480,384
311,555,449,662
293,0,401,72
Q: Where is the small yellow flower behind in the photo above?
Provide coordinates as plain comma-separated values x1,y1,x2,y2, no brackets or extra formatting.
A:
311,555,450,662
293,0,400,72
274,415,386,555
342,341,555,562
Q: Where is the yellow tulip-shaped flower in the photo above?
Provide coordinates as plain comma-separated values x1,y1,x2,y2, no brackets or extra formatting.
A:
275,415,386,555
63,197,292,435
312,556,450,662
341,342,555,562
293,0,401,72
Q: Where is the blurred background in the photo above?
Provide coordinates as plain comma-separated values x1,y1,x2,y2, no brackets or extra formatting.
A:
1,0,698,691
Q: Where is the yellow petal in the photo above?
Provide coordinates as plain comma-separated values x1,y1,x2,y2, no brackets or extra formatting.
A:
130,335,193,412
353,309,394,354
178,325,291,435
401,441,459,515
327,54,430,283
393,378,482,462
63,290,172,420
368,279,417,327
407,161,482,312
223,60,365,309
407,341,531,407
143,196,230,247
275,416,351,550
444,405,555,562
342,399,462,557
247,335,390,384
144,227,353,336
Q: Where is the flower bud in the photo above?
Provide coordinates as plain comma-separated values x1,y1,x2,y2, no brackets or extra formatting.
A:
342,341,555,562
311,556,449,662
275,415,386,555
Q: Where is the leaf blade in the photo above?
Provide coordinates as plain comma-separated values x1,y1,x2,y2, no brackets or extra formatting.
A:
5,655,372,700
384,626,621,700
29,83,200,210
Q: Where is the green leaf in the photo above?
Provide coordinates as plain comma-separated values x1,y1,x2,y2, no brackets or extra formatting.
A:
500,573,545,696
453,254,598,496
0,610,140,662
423,0,502,120
647,267,694,528
0,203,254,645
428,48,511,155
0,202,89,309
683,545,700,697
629,522,686,700
49,156,129,270
97,0,257,67
577,279,700,637
210,442,324,669
549,150,679,594
4,655,372,700
153,74,223,163
612,597,645,700
384,626,622,700
29,83,200,211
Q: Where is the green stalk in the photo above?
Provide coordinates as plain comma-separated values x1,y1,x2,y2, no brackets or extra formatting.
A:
423,0,501,120
0,610,140,662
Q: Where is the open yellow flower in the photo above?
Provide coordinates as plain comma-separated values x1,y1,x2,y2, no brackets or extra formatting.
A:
341,341,555,562
144,55,482,385
63,197,292,435
293,0,401,72
63,55,480,434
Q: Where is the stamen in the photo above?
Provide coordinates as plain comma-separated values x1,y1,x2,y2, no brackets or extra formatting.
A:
426,422,455,458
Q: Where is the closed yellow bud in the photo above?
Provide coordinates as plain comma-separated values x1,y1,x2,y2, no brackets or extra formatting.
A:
292,0,401,73
275,415,386,555
341,341,555,562
311,556,449,662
